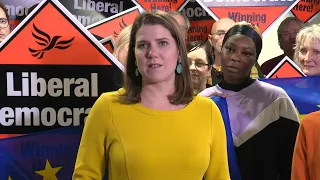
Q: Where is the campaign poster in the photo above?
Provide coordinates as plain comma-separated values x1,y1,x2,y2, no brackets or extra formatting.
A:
291,0,320,23
2,0,137,29
198,0,300,35
0,0,123,134
87,6,140,41
266,56,306,78
180,0,215,44
135,0,185,11
59,0,137,26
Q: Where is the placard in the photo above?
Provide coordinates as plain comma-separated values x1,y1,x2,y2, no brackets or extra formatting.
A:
198,0,300,35
0,0,123,134
179,0,215,43
87,6,140,41
291,0,320,23
266,56,305,78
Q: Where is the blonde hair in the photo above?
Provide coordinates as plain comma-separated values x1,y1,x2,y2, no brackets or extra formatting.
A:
113,25,133,64
294,24,320,67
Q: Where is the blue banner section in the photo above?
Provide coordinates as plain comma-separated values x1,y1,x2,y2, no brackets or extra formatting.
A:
0,125,83,180
261,76,320,115
0,76,319,179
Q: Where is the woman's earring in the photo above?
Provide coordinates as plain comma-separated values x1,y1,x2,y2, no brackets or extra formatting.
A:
176,57,182,74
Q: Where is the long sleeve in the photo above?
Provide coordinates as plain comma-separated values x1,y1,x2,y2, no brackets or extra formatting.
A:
276,116,299,180
73,93,112,180
204,102,230,180
291,120,309,180
277,96,300,180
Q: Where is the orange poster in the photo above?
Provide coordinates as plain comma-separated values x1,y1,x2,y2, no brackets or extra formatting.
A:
179,0,215,44
87,6,140,42
198,0,300,35
135,0,186,11
291,0,320,23
0,0,123,135
266,56,305,78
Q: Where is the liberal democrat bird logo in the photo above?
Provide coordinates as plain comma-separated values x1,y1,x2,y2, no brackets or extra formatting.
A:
114,18,127,38
29,23,75,59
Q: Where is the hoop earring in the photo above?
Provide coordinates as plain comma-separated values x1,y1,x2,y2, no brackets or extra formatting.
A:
176,57,182,74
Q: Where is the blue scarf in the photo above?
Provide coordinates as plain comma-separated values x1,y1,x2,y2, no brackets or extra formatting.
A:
211,96,242,180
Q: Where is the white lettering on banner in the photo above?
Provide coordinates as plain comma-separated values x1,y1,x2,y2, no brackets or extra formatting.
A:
74,0,124,13
0,107,91,126
72,15,105,27
5,5,29,17
181,7,207,18
6,72,98,97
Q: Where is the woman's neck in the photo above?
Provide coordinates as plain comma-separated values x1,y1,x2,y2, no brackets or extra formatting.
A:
140,81,185,110
219,76,255,92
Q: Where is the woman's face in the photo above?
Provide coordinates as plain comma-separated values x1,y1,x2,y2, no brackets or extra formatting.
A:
0,8,10,43
188,48,211,91
298,39,320,76
221,34,257,84
134,24,180,85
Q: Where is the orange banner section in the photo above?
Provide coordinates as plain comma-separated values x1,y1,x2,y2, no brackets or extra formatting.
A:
291,0,320,23
269,61,304,78
0,134,23,139
187,19,215,44
88,8,140,42
209,6,287,33
0,2,111,65
266,57,305,78
135,0,185,11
